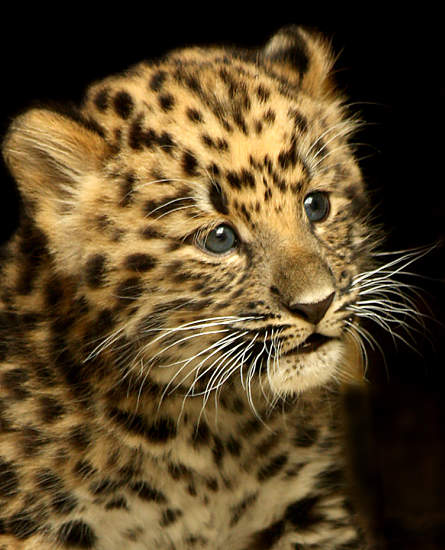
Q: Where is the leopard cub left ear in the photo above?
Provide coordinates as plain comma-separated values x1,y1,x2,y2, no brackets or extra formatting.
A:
262,25,336,99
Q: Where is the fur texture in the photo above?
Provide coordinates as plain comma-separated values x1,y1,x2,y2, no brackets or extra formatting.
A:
0,27,373,549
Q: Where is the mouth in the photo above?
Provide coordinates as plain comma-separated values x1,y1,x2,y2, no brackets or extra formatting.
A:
246,333,334,365
282,333,333,356
240,332,341,393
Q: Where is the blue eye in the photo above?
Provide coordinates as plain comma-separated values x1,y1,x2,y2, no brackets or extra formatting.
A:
204,224,238,254
303,192,330,222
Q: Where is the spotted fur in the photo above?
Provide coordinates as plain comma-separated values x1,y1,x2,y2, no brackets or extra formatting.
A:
0,26,372,549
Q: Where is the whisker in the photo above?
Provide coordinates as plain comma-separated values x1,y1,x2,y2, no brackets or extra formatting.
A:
347,243,439,370
352,245,434,287
144,196,195,217
147,329,230,368
194,341,250,425
82,326,126,363
135,315,263,367
310,142,370,171
169,332,246,397
141,315,263,337
245,334,268,421
175,334,246,424
238,334,259,392
306,121,356,159
198,339,248,402
154,203,197,221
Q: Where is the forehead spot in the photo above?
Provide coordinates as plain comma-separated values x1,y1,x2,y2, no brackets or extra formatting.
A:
93,88,109,112
159,93,175,112
128,117,147,150
128,120,175,153
275,178,287,193
209,182,229,215
186,107,204,123
290,181,303,194
226,169,256,191
182,150,199,176
149,70,168,92
113,91,134,120
227,171,242,191
201,134,230,152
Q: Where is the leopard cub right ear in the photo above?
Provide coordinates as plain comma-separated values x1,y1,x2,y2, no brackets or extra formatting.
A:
262,25,336,99
2,108,111,274
2,108,110,210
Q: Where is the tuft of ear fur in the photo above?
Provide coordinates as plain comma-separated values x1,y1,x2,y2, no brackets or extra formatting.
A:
2,108,109,209
2,108,110,273
263,25,336,99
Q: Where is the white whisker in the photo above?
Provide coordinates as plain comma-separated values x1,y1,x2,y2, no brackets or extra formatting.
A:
144,196,195,217
169,332,246,397
82,326,126,363
154,204,196,220
344,243,437,382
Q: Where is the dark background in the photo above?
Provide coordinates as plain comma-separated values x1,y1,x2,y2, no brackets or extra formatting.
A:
1,7,444,385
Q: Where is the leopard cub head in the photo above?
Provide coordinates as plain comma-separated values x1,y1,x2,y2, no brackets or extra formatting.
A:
2,26,372,406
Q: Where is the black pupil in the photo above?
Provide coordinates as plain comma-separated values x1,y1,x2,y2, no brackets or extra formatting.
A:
205,225,236,253
304,192,329,222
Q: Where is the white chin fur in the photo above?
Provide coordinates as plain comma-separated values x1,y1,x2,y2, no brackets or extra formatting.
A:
267,339,344,395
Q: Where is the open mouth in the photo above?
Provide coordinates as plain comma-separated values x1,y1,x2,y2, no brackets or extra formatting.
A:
244,333,334,368
282,333,333,356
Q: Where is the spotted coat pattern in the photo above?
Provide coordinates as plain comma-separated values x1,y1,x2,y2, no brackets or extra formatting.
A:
0,26,372,549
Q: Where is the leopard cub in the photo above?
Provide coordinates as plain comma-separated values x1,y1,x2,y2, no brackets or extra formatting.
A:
0,26,371,549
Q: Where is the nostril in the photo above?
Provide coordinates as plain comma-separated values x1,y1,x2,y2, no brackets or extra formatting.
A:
270,285,280,296
287,292,335,325
292,306,310,322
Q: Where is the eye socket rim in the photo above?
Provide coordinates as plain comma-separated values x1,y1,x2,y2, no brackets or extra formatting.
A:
200,223,239,255
303,191,331,223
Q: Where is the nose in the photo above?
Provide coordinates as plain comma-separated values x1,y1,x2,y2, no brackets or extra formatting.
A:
287,292,335,325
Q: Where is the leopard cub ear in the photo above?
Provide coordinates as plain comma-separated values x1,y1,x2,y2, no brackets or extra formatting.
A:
262,25,336,99
2,108,109,211
2,108,111,273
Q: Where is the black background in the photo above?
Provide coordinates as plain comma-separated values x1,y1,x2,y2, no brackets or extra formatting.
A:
1,7,444,385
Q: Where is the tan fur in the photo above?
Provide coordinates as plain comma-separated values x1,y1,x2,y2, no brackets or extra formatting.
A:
0,27,371,549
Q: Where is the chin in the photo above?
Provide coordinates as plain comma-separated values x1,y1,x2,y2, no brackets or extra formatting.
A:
267,339,345,395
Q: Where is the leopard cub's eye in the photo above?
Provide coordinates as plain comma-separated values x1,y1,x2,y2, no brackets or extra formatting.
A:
203,224,238,254
303,191,330,223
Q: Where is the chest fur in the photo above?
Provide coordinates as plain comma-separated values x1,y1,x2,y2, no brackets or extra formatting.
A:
58,406,343,550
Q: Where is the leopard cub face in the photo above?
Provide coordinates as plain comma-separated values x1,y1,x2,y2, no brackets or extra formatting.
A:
3,26,372,410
